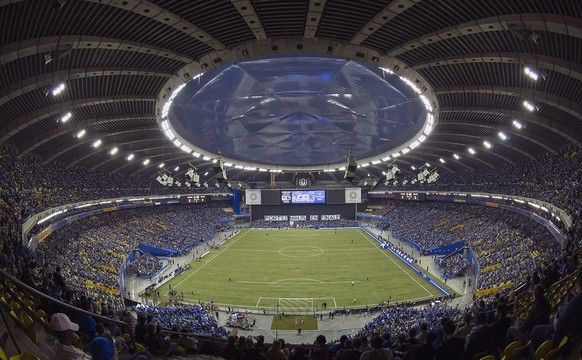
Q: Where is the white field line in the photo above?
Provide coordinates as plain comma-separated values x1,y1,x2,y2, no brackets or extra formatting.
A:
172,229,249,289
357,229,433,297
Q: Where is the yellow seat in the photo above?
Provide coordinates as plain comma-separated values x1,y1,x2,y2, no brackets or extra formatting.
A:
502,340,522,359
21,316,37,344
504,340,530,360
9,310,23,328
479,356,496,360
9,352,40,360
543,336,568,360
35,309,51,330
22,299,35,311
133,342,146,351
535,339,554,360
71,332,83,350
0,346,7,360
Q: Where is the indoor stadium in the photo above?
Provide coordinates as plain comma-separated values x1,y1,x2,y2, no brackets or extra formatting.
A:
0,1,581,360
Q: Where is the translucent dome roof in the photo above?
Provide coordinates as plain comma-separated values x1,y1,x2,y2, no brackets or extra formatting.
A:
168,55,428,167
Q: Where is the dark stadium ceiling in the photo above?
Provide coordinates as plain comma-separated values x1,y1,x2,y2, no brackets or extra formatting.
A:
1,0,581,187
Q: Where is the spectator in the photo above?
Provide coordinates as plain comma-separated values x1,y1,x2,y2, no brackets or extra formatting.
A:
51,313,92,360
360,334,393,360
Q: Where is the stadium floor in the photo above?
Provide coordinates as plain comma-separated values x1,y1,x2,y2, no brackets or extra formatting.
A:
126,224,475,343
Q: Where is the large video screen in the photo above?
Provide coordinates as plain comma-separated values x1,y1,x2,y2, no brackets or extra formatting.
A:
281,190,326,204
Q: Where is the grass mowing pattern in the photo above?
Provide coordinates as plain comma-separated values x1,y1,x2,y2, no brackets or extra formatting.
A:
166,228,444,311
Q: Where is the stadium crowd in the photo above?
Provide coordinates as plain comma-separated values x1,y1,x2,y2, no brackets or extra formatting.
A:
0,145,581,358
386,202,560,291
127,253,164,278
32,203,230,306
435,254,470,279
0,148,229,218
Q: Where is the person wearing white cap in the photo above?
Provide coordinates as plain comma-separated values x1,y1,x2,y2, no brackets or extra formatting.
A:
51,313,92,360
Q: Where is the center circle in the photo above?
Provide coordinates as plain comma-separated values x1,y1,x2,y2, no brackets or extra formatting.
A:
279,246,324,257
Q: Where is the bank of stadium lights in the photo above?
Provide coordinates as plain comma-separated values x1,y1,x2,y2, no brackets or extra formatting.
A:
411,166,416,170
75,129,86,138
524,67,539,81
59,112,72,123
174,166,179,171
483,141,492,149
92,139,102,148
468,147,476,155
453,153,460,160
439,158,445,164
523,100,536,112
126,154,134,161
142,159,150,166
109,147,118,155
51,83,66,96
158,163,164,168
498,132,508,140
512,120,523,129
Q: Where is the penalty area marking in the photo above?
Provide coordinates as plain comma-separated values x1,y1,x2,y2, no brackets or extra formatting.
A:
357,229,433,297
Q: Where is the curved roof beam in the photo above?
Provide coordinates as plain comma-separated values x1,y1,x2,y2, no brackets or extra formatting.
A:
304,0,327,39
231,0,267,40
42,127,159,163
0,95,157,143
86,0,224,50
0,36,193,66
439,107,582,146
412,52,582,83
435,86,582,120
430,133,523,163
0,67,172,107
67,138,165,170
350,0,421,45
387,14,582,57
438,120,558,154
19,114,154,156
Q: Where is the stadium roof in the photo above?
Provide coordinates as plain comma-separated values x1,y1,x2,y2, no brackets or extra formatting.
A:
1,0,581,187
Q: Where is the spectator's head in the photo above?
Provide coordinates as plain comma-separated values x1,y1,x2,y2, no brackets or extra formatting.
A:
51,313,79,345
352,337,362,349
89,337,115,360
424,331,438,345
442,321,455,337
339,335,348,343
534,284,545,300
315,335,326,346
370,335,383,349
420,322,428,332
270,339,281,352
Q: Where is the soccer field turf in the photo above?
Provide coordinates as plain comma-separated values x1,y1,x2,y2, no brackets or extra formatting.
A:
165,228,447,311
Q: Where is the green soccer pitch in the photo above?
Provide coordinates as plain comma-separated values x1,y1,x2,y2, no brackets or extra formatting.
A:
163,228,449,311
